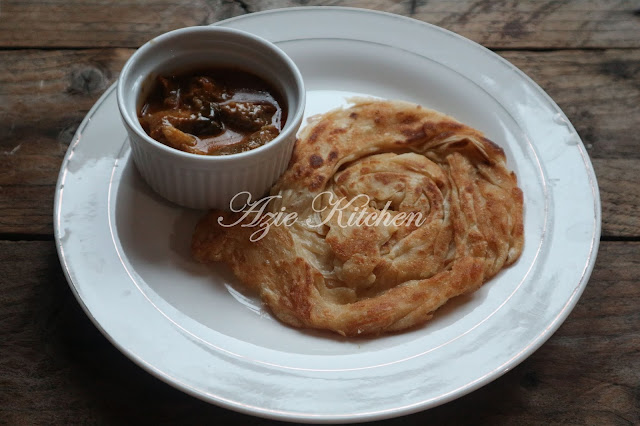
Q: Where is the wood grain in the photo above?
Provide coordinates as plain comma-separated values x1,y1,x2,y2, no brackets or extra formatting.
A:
1,0,639,49
1,1,638,424
0,0,245,48
1,48,638,237
0,240,637,424
594,159,640,239
411,0,640,49
0,49,131,236
245,0,640,49
501,49,640,160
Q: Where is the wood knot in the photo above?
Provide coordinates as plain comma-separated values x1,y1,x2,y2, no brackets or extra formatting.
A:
501,19,526,39
57,119,82,146
599,60,636,80
68,66,107,95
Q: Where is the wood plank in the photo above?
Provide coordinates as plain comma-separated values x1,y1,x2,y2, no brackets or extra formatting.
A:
500,49,640,160
244,0,640,49
411,0,640,49
0,0,246,48
0,241,637,423
1,48,639,236
594,159,640,239
1,0,639,49
0,186,55,236
0,48,132,236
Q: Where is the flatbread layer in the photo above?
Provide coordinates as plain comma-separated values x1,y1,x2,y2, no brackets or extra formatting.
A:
192,99,524,336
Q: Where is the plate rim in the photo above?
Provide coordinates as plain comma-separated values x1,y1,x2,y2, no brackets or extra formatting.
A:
54,6,601,423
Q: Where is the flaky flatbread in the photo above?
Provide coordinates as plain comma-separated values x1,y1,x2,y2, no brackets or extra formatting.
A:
192,99,524,336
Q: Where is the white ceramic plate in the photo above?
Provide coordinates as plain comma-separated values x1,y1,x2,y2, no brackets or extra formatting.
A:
54,7,600,423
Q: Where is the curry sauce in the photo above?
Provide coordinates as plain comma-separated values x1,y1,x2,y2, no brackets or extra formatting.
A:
138,68,287,155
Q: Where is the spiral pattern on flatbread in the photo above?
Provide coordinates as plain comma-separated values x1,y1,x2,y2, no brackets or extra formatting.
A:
192,99,524,336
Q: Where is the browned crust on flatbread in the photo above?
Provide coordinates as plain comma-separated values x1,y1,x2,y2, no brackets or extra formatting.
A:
192,99,524,336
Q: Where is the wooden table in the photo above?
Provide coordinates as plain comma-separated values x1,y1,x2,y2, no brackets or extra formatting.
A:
1,1,639,424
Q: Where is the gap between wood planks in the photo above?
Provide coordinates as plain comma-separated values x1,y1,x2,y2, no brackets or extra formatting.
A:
0,233,54,242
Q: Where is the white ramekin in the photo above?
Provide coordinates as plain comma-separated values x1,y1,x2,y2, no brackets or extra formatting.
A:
117,26,305,209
